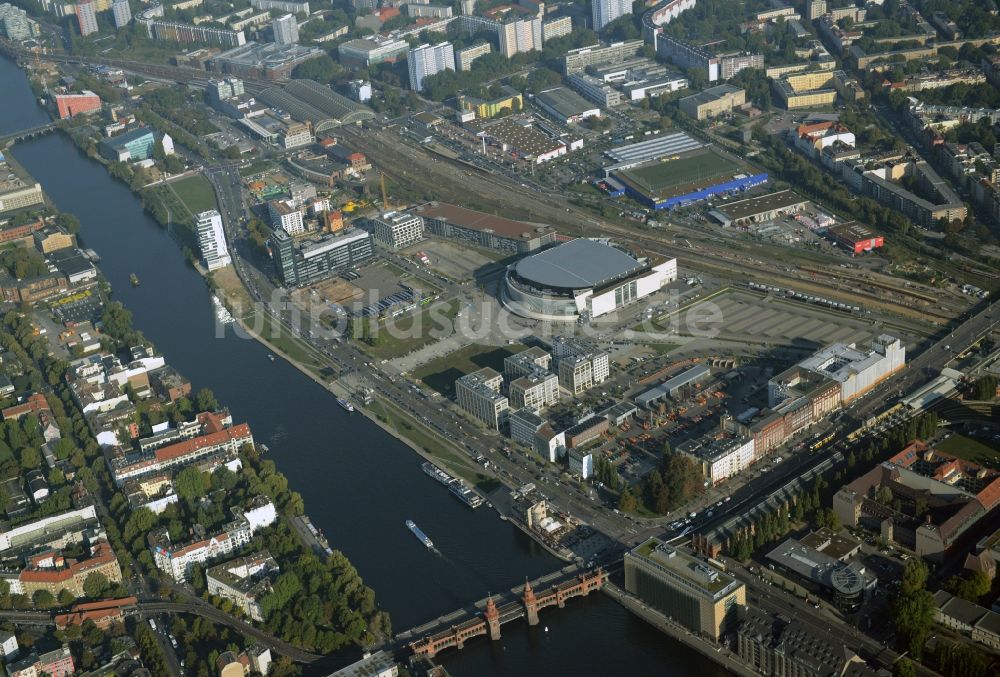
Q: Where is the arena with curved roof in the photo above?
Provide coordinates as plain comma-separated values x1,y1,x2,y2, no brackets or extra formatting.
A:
502,238,677,320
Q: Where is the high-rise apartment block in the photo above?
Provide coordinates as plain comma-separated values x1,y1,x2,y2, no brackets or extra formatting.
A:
407,42,455,91
592,0,630,32
196,210,232,271
112,0,131,29
77,0,99,37
499,17,541,58
272,13,298,44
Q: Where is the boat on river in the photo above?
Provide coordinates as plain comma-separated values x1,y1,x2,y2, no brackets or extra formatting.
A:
406,520,433,548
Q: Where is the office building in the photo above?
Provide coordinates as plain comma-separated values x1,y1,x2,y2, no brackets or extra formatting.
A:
592,0,630,32
98,127,156,162
766,532,875,612
625,539,745,640
737,606,881,676
564,416,608,448
678,433,756,486
206,551,279,622
678,84,746,120
195,210,232,271
0,3,39,41
112,0,131,29
407,42,455,92
770,335,905,408
338,36,409,67
834,440,1000,561
509,370,560,410
0,181,44,214
268,200,305,235
504,347,552,380
772,70,838,109
270,227,373,287
509,406,546,448
209,41,324,81
371,210,424,249
279,121,313,149
77,0,98,37
568,448,593,479
456,42,492,71
567,73,622,107
272,13,298,44
499,17,541,58
455,367,509,430
552,337,610,394
413,202,557,253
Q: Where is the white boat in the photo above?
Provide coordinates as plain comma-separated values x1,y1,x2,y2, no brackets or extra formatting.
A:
406,520,433,548
212,295,234,325
337,397,355,412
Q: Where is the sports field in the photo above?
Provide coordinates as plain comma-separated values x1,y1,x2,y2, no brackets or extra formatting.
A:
619,149,739,197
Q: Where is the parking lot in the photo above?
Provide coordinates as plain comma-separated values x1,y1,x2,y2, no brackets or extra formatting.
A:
684,289,878,349
401,239,503,283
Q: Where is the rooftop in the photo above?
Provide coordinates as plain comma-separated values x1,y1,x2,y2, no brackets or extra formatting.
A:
630,538,740,598
413,201,555,239
512,238,644,291
535,86,598,118
716,189,807,221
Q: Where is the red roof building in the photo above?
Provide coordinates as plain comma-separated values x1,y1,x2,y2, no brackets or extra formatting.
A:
54,91,102,120
2,392,51,421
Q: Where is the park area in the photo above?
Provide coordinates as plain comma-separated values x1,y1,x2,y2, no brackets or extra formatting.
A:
619,148,739,199
142,174,218,248
412,343,526,398
938,433,1000,467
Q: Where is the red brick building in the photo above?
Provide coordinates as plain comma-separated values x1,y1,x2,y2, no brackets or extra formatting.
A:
54,91,102,120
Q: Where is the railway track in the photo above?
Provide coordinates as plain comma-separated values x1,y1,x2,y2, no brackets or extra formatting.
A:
340,126,956,326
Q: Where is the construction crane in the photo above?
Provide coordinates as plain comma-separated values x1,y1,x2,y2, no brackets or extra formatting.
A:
379,171,390,211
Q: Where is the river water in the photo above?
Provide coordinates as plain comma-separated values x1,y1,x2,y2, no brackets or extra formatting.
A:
2,54,724,676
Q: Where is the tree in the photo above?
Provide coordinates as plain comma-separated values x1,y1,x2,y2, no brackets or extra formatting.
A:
83,572,110,599
195,388,219,413
33,589,56,609
949,570,991,601
618,487,638,512
174,466,210,502
58,589,76,607
892,559,935,659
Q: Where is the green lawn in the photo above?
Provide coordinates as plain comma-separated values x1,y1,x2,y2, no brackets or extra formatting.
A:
169,175,218,215
937,434,1000,467
412,343,527,397
240,160,277,178
621,149,737,195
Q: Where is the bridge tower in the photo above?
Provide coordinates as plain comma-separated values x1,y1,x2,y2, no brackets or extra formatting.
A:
484,595,501,641
523,579,539,626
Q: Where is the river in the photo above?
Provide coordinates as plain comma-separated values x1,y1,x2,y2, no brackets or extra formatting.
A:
2,54,725,676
